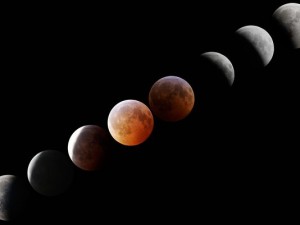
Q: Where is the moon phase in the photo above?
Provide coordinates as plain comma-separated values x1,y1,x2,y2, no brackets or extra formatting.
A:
200,52,235,86
148,75,195,122
0,175,29,221
27,150,74,196
107,99,154,146
68,125,111,171
272,3,300,49
235,25,274,67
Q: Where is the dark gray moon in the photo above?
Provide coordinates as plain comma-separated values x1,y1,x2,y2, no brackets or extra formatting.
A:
27,150,74,197
200,52,235,86
148,75,195,122
235,25,274,66
272,3,300,49
0,175,29,221
68,125,111,171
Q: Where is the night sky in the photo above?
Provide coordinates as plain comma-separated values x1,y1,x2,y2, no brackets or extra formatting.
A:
1,1,299,223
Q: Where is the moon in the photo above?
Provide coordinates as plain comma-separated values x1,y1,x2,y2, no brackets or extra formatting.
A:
148,75,195,122
272,3,300,49
200,51,235,86
107,99,154,146
235,25,274,67
68,125,111,171
27,150,74,196
0,175,29,221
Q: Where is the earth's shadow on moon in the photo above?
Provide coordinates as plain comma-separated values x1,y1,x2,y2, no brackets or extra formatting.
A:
228,32,266,72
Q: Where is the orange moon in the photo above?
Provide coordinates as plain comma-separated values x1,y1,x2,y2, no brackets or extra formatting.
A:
68,125,110,171
107,99,154,146
148,75,195,122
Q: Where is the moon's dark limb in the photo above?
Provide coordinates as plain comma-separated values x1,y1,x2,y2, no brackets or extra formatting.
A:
149,76,195,122
27,150,74,197
0,175,29,221
272,3,300,49
68,125,111,171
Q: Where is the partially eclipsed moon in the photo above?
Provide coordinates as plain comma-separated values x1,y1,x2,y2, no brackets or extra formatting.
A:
68,125,111,171
27,150,74,197
272,3,300,49
235,25,274,66
107,99,154,146
148,75,195,122
200,52,235,86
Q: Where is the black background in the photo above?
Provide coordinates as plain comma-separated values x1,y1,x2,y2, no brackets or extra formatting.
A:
1,1,299,223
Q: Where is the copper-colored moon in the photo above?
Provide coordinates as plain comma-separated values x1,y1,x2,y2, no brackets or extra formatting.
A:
107,99,154,146
68,125,110,171
148,75,195,122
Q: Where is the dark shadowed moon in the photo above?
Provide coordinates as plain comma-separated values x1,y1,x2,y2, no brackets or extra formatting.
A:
68,125,111,171
0,175,29,221
107,99,154,146
148,75,195,122
27,150,74,197
235,25,274,67
200,51,235,86
272,3,300,49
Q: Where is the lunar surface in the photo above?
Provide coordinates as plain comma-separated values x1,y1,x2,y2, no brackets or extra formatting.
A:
272,3,300,49
148,75,195,122
235,25,274,66
27,150,74,196
107,99,154,146
68,125,111,171
200,52,235,86
0,175,29,221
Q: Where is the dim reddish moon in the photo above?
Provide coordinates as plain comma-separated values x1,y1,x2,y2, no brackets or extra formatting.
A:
149,75,195,122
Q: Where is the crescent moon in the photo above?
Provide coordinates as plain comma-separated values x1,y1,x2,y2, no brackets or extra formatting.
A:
200,51,235,86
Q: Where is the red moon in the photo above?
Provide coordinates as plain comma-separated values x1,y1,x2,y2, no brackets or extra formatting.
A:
68,125,110,171
149,75,195,122
107,99,154,146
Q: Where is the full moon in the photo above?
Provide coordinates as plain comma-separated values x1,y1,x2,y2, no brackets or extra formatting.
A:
235,25,274,67
0,175,29,221
107,99,154,146
272,3,300,49
27,150,74,197
148,75,195,122
200,51,235,86
68,125,111,171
